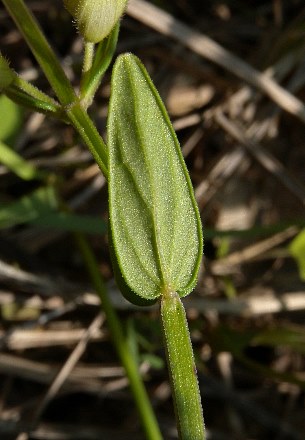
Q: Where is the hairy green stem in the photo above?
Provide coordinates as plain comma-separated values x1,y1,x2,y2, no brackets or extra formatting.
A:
83,42,95,74
161,291,205,440
14,75,60,107
80,23,119,108
5,86,64,119
66,103,108,178
6,76,66,119
75,234,163,440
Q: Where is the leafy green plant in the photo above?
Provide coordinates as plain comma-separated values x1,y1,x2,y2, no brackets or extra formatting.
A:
108,53,205,438
0,1,206,438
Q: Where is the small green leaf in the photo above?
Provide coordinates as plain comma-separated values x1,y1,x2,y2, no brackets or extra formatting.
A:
108,53,203,302
289,229,305,280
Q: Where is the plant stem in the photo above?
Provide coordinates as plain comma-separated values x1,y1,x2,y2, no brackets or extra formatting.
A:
161,291,205,440
6,76,66,120
2,0,75,106
2,0,108,176
14,75,60,107
75,233,163,440
5,86,65,119
80,23,119,108
83,42,95,74
66,103,108,178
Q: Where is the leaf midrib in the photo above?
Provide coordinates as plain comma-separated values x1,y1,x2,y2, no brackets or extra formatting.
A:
125,59,168,289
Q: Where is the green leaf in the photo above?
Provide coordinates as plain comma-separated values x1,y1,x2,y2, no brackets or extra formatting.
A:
289,229,305,280
108,53,203,302
109,229,157,306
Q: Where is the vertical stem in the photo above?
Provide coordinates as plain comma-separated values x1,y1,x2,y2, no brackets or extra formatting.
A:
80,23,119,106
82,42,95,74
66,103,108,178
75,234,163,440
161,291,205,440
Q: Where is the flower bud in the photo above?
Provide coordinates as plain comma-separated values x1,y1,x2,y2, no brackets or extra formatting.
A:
0,54,14,89
63,0,78,16
64,0,127,43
